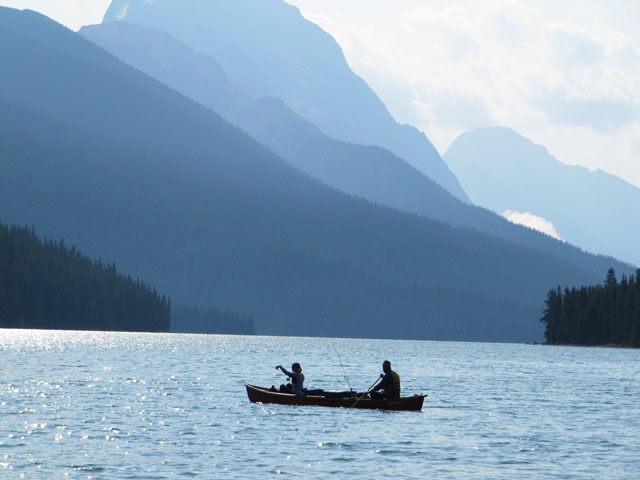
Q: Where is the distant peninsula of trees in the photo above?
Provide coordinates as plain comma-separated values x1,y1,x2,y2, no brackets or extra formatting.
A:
0,224,170,332
171,305,254,335
541,268,640,347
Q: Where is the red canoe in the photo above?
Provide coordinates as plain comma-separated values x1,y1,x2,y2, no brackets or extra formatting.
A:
245,384,426,411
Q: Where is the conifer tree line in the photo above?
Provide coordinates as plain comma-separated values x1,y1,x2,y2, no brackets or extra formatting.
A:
171,304,254,334
0,223,170,332
541,268,640,347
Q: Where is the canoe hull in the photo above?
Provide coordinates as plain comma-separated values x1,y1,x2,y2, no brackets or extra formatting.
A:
245,384,425,411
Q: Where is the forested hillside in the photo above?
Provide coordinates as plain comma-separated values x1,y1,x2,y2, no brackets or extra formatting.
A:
541,269,640,347
0,224,170,332
81,21,629,280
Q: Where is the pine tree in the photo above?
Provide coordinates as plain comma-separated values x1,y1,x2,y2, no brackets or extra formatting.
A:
0,223,171,332
541,268,640,348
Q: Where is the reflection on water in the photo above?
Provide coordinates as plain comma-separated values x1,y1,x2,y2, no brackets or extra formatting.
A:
1,329,639,478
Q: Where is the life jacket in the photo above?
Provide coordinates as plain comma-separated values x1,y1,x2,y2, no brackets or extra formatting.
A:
384,370,401,395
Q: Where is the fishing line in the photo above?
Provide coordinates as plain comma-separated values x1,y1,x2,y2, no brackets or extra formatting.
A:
333,342,353,392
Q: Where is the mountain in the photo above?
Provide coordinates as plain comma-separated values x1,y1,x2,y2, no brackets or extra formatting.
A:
444,127,640,267
80,21,248,120
80,22,470,224
101,0,470,202
0,7,632,342
80,21,628,280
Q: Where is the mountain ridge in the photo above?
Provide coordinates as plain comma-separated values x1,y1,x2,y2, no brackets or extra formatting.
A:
445,126,640,267
101,0,470,202
1,6,632,342
79,20,629,280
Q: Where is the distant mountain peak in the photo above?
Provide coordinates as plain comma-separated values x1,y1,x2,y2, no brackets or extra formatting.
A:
445,126,640,266
453,126,555,167
101,0,470,201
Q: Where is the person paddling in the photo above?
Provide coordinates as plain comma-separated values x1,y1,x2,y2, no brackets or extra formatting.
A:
370,360,401,399
276,363,305,395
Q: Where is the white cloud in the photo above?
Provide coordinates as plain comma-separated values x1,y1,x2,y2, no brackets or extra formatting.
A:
538,93,639,133
502,210,563,240
0,0,111,30
2,0,639,187
288,0,640,187
549,23,606,70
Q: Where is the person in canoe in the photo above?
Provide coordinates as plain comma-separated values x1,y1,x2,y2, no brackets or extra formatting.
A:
370,360,401,399
276,363,305,395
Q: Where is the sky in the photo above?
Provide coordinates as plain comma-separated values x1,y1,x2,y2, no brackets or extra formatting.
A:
2,0,639,189
287,0,640,189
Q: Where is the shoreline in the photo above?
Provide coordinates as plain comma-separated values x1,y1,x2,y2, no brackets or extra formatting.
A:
543,342,638,350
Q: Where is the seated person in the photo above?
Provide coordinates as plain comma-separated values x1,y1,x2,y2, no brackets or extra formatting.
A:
370,360,401,399
275,363,323,396
276,363,305,395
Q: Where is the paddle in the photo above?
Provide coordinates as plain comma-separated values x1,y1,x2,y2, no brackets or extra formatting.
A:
350,374,383,408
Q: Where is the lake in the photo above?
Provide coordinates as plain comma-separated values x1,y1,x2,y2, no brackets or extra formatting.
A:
1,329,638,478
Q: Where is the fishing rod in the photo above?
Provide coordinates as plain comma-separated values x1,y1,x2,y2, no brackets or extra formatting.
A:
350,375,382,408
333,342,353,392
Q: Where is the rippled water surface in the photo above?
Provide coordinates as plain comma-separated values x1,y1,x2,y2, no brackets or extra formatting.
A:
1,330,639,479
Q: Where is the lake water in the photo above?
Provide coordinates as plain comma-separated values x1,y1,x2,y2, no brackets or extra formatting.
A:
1,330,639,479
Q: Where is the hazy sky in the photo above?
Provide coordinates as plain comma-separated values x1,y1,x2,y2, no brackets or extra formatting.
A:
2,0,639,188
288,0,640,188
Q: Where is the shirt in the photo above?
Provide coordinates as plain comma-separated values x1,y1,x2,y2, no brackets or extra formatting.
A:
280,368,305,394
